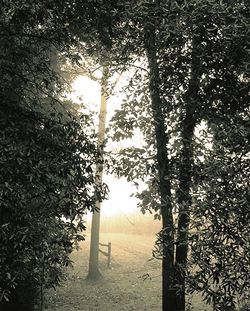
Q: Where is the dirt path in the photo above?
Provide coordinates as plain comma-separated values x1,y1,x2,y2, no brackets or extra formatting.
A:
46,233,211,311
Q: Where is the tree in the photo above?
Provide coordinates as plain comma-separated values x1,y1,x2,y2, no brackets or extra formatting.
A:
87,62,110,280
143,12,176,310
106,1,250,310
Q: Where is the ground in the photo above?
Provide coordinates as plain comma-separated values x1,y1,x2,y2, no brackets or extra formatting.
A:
45,233,212,311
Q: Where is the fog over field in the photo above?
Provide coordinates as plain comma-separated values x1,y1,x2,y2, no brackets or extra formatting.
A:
46,232,212,311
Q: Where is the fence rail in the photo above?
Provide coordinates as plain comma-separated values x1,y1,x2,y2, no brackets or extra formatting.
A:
99,242,111,268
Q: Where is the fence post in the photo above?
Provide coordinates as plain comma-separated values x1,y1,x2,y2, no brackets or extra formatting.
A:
98,242,112,268
108,242,111,268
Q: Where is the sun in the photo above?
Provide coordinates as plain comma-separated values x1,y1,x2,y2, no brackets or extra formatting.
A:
71,75,100,110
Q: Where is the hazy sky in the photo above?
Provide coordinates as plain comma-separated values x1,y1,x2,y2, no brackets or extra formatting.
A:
71,75,140,218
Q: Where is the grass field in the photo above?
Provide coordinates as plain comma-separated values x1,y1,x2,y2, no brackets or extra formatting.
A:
45,233,212,311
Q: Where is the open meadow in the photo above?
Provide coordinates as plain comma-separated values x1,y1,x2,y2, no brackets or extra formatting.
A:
46,233,212,311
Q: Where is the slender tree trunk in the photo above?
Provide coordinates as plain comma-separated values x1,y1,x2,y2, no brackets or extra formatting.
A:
174,36,201,310
174,115,195,311
144,19,177,311
87,64,109,280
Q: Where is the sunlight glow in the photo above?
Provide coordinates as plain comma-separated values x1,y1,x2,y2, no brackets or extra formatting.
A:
71,75,140,219
71,76,100,112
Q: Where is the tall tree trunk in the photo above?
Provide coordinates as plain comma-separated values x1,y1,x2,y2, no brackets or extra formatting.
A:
174,113,195,311
174,36,201,311
144,19,177,311
87,64,109,280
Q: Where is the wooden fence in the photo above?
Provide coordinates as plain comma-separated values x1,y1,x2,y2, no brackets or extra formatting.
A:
99,242,111,268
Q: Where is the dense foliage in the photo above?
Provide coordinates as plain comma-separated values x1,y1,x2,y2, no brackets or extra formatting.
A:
0,110,98,304
189,116,250,310
106,1,250,310
0,1,102,310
